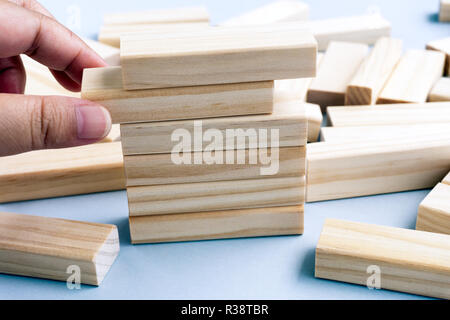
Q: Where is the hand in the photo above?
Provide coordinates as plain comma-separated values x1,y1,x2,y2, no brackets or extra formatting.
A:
0,0,112,157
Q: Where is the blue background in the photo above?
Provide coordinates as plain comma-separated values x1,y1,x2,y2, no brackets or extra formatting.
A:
0,0,448,300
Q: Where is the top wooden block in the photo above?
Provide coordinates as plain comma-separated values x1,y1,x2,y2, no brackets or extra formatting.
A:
120,25,317,90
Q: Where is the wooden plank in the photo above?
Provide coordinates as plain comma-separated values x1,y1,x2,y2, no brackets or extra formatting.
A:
440,0,450,22
0,142,125,203
0,211,119,286
377,50,445,104
315,219,450,299
426,37,450,75
120,100,307,155
428,77,450,102
81,66,274,124
346,37,403,105
307,41,368,110
129,205,304,244
120,25,317,90
416,183,450,235
124,146,306,187
306,137,450,202
127,176,305,217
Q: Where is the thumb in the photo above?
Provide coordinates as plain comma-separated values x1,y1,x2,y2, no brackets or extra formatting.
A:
0,93,112,157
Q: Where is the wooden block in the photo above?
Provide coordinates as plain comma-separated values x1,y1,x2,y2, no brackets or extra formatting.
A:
440,0,450,22
120,100,307,155
120,25,317,90
81,66,274,124
0,142,125,203
0,211,119,286
307,41,369,110
315,219,450,299
426,37,450,75
443,172,450,185
127,176,305,217
306,137,450,202
129,205,304,244
101,124,121,143
428,77,450,102
82,37,120,66
346,37,403,105
416,183,450,235
377,50,445,104
124,146,306,187
305,104,323,143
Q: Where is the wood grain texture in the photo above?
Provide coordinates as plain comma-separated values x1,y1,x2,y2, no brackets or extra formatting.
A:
315,219,450,299
377,50,445,104
82,66,274,124
416,183,450,235
346,37,403,105
120,25,317,90
428,77,450,102
127,176,305,217
129,205,304,244
0,211,119,286
440,0,450,22
426,37,450,75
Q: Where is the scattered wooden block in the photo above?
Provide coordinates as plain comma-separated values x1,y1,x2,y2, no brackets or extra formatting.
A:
426,37,450,75
428,77,450,102
416,183,450,235
440,0,450,22
129,205,304,244
82,66,274,124
346,37,403,105
120,25,317,90
377,50,445,104
307,41,369,110
0,211,119,286
315,219,450,299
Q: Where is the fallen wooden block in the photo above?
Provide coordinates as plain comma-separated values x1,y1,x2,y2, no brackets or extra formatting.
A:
81,66,274,124
440,0,450,22
416,183,450,235
428,77,450,102
315,219,450,299
129,205,304,244
307,41,369,110
0,211,119,286
377,50,445,104
120,25,317,90
426,37,450,75
346,37,403,105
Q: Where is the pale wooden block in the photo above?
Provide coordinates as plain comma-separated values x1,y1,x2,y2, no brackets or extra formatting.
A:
306,137,450,202
0,142,125,203
315,219,450,299
307,41,369,110
100,124,121,143
428,77,450,102
377,50,445,104
127,176,305,217
120,25,317,90
416,183,450,235
129,205,304,244
0,211,119,286
346,37,403,105
440,0,450,22
426,37,450,75
82,37,120,66
305,104,323,142
124,146,306,187
81,66,274,124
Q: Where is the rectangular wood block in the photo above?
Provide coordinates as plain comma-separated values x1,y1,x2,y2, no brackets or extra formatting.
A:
129,205,304,244
428,77,450,102
440,0,450,22
416,183,450,235
0,211,119,286
426,37,450,75
81,66,274,124
315,219,450,299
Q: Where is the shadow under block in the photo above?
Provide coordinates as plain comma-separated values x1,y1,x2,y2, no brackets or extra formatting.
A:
120,25,317,90
307,41,368,110
440,0,450,22
306,137,450,202
315,219,450,299
120,100,307,155
426,37,450,75
346,37,403,105
0,211,119,286
0,142,125,203
428,77,450,102
377,50,445,104
416,183,450,235
81,66,274,124
127,176,305,217
129,205,304,244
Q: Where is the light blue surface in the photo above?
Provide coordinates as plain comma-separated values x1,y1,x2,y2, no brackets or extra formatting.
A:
0,0,448,300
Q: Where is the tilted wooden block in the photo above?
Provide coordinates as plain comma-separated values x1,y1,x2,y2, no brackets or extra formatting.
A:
426,37,450,75
440,0,450,22
120,25,317,90
377,50,445,104
127,176,305,217
0,211,119,286
81,66,273,124
416,183,450,235
428,77,450,102
315,219,450,299
129,205,304,244
346,37,403,105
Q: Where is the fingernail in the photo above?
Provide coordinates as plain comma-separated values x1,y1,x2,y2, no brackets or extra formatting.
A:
75,105,112,140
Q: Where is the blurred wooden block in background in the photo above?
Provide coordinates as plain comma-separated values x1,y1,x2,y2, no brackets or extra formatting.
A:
426,37,450,75
416,183,450,235
439,0,450,22
428,77,450,102
444,172,450,185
